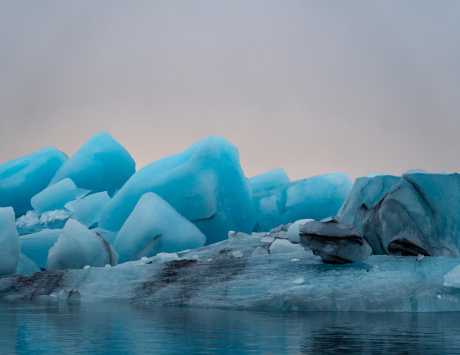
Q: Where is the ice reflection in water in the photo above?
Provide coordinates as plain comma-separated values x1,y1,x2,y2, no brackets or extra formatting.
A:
0,303,459,354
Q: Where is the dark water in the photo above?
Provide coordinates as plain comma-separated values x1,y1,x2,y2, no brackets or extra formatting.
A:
1,303,460,354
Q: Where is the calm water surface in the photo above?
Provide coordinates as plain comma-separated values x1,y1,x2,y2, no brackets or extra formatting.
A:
0,303,460,354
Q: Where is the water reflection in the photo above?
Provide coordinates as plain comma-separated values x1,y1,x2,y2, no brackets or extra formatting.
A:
0,303,459,354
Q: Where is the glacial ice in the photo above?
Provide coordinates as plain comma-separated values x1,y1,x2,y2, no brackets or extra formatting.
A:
114,193,206,263
31,178,89,213
337,173,460,256
0,207,19,275
4,231,460,312
249,168,290,199
99,137,255,244
0,148,67,216
47,219,117,270
5,134,460,312
65,191,111,227
50,132,135,195
20,229,60,269
254,173,353,231
287,219,314,243
299,220,372,264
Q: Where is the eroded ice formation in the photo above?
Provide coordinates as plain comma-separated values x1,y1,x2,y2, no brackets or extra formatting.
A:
99,136,255,244
337,173,460,257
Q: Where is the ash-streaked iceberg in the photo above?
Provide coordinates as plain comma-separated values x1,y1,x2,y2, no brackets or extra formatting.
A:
50,132,135,195
99,136,255,244
0,207,19,275
337,173,460,257
47,219,117,270
254,173,353,231
0,148,67,216
3,231,460,312
31,178,89,213
114,193,206,263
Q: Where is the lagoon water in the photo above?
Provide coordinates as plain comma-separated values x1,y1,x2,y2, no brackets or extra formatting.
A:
1,303,460,354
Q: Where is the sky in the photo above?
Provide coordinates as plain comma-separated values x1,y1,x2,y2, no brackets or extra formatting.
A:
1,1,459,179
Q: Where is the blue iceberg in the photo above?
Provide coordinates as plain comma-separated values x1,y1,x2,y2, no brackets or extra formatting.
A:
254,173,353,231
114,193,206,263
50,133,135,195
47,219,117,270
20,229,61,270
249,168,290,199
0,148,67,216
31,178,89,213
99,137,255,244
65,191,111,227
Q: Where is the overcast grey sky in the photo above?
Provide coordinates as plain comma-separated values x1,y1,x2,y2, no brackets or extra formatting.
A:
1,1,459,178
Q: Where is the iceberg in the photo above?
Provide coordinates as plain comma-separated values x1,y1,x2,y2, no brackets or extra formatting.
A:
114,193,206,263
99,137,255,244
47,219,117,270
64,191,111,227
254,173,353,231
299,219,372,264
31,178,89,213
3,231,460,312
50,133,135,195
249,168,290,199
0,148,67,216
337,173,460,256
20,229,61,270
0,207,20,275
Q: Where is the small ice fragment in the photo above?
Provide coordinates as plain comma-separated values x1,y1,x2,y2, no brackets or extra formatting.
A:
293,277,305,285
232,250,243,258
83,265,90,269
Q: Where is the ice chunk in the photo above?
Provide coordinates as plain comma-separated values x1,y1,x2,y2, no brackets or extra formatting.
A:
50,132,135,195
16,210,71,235
269,239,305,254
99,136,255,244
287,219,314,243
254,173,353,231
0,207,19,275
20,229,61,269
47,219,117,270
249,168,290,199
114,193,206,263
16,254,40,276
337,173,460,256
31,178,89,213
0,148,67,216
65,191,111,227
300,220,372,264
